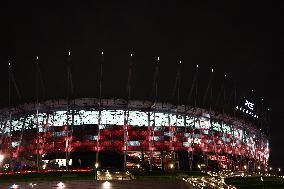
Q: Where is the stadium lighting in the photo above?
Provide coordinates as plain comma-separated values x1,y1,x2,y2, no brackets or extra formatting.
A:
0,154,4,163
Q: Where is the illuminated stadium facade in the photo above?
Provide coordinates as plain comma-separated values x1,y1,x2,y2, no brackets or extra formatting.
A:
0,98,269,172
0,53,270,173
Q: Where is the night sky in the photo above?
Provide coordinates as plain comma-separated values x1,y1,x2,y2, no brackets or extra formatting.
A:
0,2,283,169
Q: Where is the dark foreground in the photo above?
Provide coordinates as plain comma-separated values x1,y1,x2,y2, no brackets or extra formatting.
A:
0,180,191,189
225,176,284,189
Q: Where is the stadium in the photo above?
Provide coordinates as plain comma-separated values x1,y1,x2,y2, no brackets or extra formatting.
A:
0,53,270,173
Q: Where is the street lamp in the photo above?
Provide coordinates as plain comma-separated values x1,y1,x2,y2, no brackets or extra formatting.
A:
95,163,99,169
95,163,99,180
197,164,201,170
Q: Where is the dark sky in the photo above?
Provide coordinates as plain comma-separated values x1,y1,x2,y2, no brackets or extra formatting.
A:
0,1,283,169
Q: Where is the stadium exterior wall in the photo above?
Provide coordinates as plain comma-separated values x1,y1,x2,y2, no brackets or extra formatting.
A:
0,98,269,172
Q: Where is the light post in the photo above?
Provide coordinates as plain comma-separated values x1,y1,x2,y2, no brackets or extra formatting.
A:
278,168,281,176
169,163,174,171
257,166,261,175
95,163,99,180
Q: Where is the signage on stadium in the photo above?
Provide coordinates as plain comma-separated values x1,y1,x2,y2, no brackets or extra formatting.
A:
236,99,258,118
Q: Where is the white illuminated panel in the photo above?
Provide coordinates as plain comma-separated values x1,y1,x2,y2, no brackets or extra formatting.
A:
177,115,185,126
193,138,201,144
101,110,124,125
73,111,84,125
194,118,200,129
4,126,10,133
81,110,99,125
169,114,184,126
185,116,194,127
199,117,210,129
127,141,140,146
55,159,72,167
128,111,148,126
183,142,191,147
11,120,22,131
150,112,169,126
36,113,47,125
153,136,163,141
212,121,222,131
223,123,232,134
169,114,177,126
164,131,174,137
52,111,67,126
12,141,20,147
233,128,243,139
